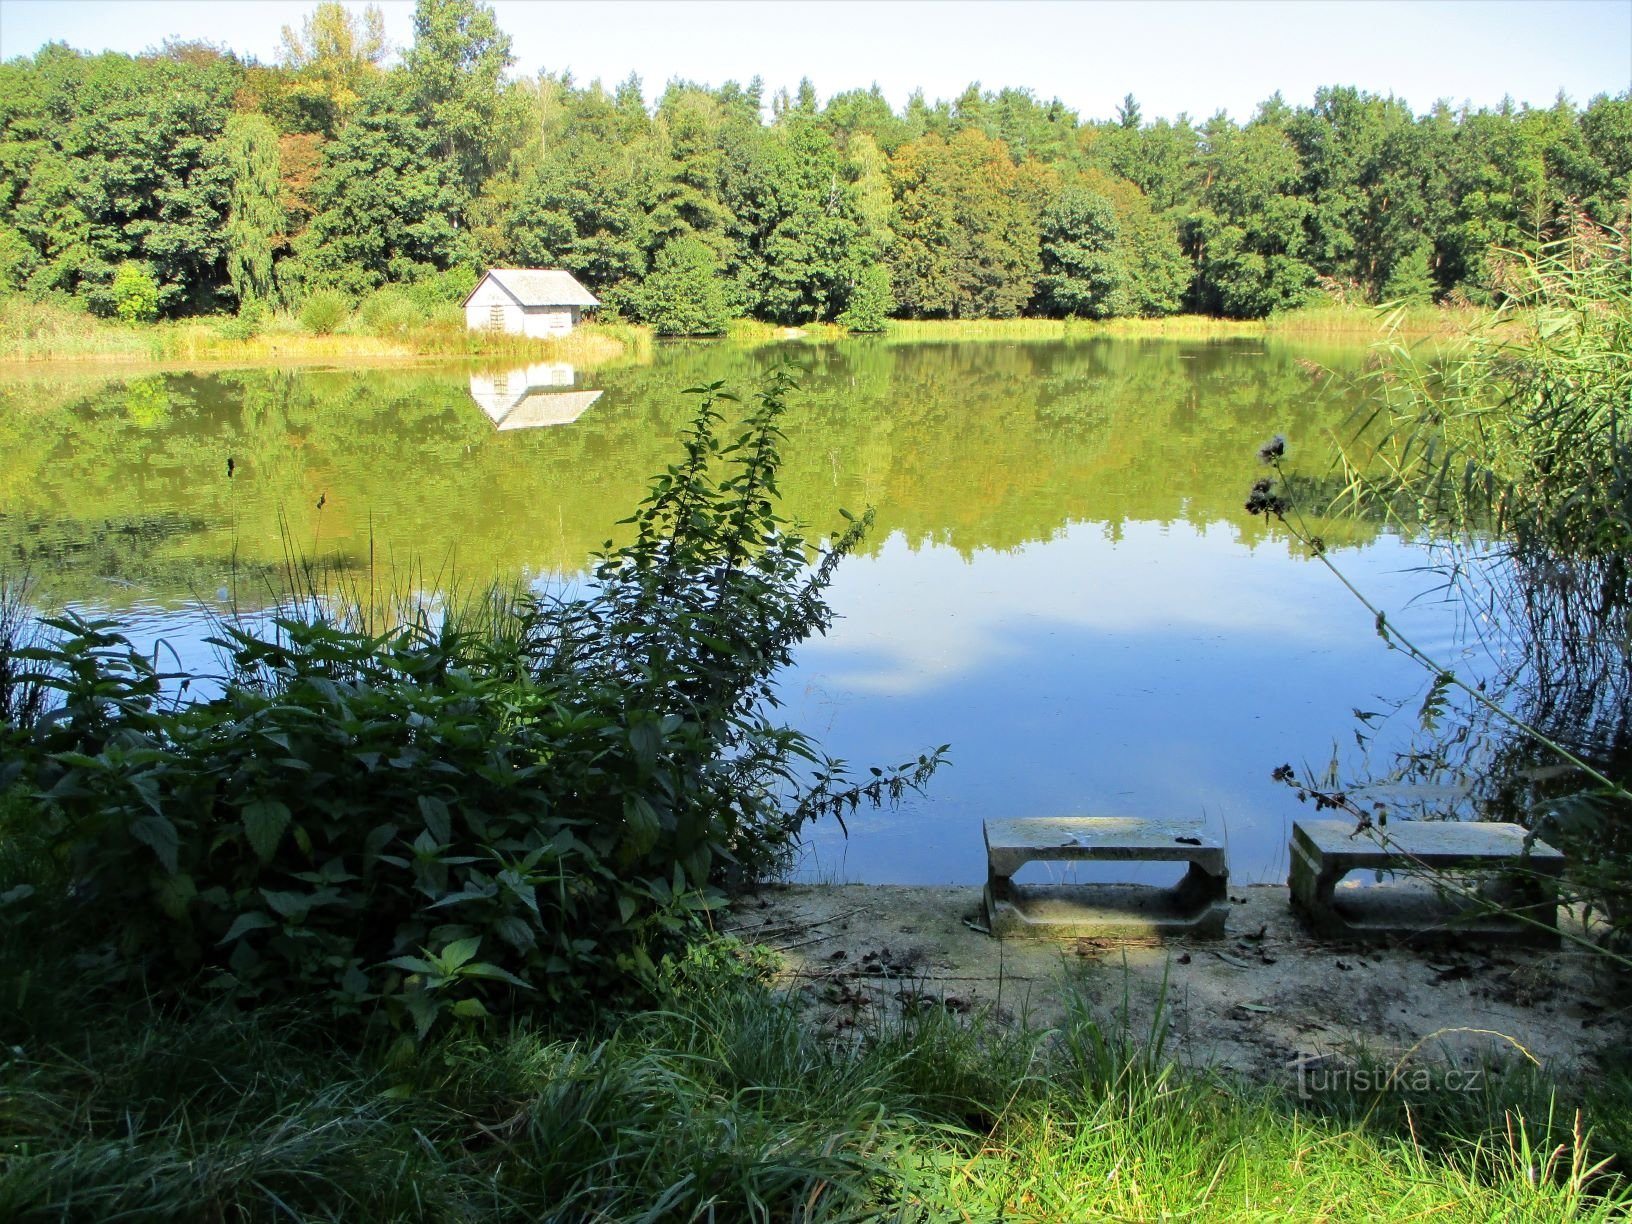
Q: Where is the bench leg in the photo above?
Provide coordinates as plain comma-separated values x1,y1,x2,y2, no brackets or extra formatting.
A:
1287,838,1345,934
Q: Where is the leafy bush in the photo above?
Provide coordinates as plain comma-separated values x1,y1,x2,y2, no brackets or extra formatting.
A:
638,237,731,336
0,373,943,1042
839,264,894,333
213,299,265,341
405,265,479,310
111,261,160,324
298,289,352,335
359,286,426,335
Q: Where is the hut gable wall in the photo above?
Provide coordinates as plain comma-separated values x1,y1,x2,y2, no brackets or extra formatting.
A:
463,269,598,336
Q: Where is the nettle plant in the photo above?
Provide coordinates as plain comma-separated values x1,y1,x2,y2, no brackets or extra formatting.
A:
0,372,944,1042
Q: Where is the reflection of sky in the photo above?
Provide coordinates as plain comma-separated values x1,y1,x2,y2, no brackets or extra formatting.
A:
783,520,1479,885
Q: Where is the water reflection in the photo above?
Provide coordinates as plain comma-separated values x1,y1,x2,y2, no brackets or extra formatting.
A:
468,363,604,430
0,338,1455,884
785,524,1465,886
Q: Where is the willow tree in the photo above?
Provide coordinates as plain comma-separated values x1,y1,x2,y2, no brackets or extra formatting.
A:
221,112,284,307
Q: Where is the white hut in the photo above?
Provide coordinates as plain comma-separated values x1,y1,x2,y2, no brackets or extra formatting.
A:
463,269,599,337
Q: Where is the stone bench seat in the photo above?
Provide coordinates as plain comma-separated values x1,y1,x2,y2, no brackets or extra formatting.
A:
984,817,1229,940
1288,818,1566,945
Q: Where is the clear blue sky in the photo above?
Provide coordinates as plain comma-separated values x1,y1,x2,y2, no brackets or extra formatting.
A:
1,0,1627,122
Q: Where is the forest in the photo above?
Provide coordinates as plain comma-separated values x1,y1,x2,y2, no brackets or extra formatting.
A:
0,0,1628,334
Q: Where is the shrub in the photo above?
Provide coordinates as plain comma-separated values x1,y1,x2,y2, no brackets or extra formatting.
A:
406,266,479,310
839,264,894,333
298,289,352,335
111,262,159,324
214,299,265,341
0,373,943,1043
359,286,426,335
638,237,730,336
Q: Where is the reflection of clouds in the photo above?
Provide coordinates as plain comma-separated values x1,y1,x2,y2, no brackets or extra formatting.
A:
801,520,1463,696
784,519,1475,885
468,364,603,429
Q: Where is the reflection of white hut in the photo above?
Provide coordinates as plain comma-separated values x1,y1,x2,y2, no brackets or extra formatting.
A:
468,364,604,430
462,269,599,337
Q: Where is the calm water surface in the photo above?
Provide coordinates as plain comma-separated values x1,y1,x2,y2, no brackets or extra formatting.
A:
0,338,1471,883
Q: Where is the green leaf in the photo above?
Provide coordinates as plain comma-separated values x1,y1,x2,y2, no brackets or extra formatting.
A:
129,814,179,873
242,798,292,862
219,910,277,945
439,936,481,970
492,914,536,953
623,794,660,854
406,990,440,1041
154,871,196,919
385,955,437,976
628,720,661,774
259,889,311,922
459,961,533,989
451,997,490,1020
418,795,451,844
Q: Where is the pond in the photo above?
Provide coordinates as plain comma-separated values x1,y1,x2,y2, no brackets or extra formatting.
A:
0,336,1470,886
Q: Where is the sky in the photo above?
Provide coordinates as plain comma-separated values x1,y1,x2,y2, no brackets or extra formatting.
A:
0,0,1627,123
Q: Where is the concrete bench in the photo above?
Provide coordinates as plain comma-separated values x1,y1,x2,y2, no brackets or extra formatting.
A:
1288,818,1566,945
984,817,1229,939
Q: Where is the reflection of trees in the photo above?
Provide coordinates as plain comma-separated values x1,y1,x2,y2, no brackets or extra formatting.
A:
0,339,1385,606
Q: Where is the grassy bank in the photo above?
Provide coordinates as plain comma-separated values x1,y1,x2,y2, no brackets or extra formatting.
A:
0,296,649,370
0,297,1481,372
868,303,1477,344
1,932,1626,1220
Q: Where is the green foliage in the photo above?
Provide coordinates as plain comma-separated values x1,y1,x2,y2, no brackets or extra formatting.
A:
0,28,1627,325
838,263,893,332
638,236,731,335
746,115,862,324
1327,220,1632,945
495,91,652,307
404,0,524,202
110,260,159,323
0,223,34,292
358,284,427,334
0,937,1625,1219
293,85,470,296
298,287,351,333
277,1,388,135
221,112,284,308
1191,116,1318,317
1037,186,1127,318
0,374,942,1042
888,128,1047,319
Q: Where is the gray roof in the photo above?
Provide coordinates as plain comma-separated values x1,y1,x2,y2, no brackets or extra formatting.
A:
490,390,604,430
471,268,600,308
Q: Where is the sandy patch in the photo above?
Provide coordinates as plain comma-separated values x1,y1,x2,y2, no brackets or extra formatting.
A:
726,884,1629,1084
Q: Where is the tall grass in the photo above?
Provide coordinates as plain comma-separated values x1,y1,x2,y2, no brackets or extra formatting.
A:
1311,221,1632,945
0,291,649,369
1266,300,1482,337
0,295,162,362
0,932,1624,1220
0,293,1478,369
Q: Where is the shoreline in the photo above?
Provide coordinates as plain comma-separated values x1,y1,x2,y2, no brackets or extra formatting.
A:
743,882,1627,1081
0,305,1477,372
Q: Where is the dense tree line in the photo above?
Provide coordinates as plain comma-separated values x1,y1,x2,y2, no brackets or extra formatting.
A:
0,0,1627,329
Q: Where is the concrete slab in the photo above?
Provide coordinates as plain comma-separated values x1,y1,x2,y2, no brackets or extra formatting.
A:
1289,818,1566,945
1293,818,1565,872
984,817,1226,877
984,817,1228,941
